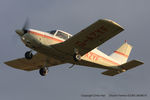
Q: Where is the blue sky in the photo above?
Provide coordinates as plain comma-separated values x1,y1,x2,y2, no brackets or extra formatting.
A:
0,0,149,100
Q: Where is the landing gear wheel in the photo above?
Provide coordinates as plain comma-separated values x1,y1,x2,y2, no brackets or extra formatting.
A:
39,67,48,76
25,51,33,60
73,54,81,61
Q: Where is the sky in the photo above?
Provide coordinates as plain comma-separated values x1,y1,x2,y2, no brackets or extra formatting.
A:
0,0,149,100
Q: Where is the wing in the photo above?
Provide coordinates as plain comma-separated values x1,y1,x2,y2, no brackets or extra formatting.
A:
102,60,144,76
52,19,124,56
4,53,64,71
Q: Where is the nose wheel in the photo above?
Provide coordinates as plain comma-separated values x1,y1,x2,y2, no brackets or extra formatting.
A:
25,51,33,60
39,67,48,76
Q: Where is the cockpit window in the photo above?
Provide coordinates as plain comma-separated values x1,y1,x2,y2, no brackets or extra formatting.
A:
46,30,56,35
56,31,68,40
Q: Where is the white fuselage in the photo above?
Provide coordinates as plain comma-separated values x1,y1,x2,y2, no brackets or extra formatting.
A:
21,29,121,67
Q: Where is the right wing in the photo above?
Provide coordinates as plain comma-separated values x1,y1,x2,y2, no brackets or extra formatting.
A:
102,60,144,76
4,53,64,71
52,19,124,56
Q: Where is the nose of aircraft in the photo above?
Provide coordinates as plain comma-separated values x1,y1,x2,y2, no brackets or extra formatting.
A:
15,29,24,36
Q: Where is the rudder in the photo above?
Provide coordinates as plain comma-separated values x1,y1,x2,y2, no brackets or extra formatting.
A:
110,42,132,64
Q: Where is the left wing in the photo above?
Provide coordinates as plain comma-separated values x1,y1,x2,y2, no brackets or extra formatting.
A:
52,19,124,56
4,53,64,71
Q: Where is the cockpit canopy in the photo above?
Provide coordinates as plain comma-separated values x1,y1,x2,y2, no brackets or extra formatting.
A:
46,30,72,40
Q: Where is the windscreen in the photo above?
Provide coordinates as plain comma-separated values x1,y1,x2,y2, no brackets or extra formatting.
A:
46,30,56,35
56,31,68,40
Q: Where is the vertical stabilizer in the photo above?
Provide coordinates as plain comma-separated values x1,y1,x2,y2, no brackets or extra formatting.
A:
110,42,132,64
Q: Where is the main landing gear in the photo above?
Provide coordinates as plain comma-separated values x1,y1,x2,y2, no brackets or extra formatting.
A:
68,49,81,69
24,48,82,76
73,49,81,62
25,51,33,60
39,59,49,76
24,50,49,76
73,54,81,61
39,67,48,76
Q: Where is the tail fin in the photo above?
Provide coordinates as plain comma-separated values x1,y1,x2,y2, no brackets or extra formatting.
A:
110,42,132,64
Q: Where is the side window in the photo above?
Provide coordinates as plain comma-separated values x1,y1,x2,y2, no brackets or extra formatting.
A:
56,31,68,40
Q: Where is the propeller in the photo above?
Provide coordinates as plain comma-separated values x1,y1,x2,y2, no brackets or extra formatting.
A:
16,18,30,36
11,18,31,47
22,18,29,34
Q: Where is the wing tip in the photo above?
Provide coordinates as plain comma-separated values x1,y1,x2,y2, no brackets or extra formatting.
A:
4,61,10,66
100,19,124,31
132,59,144,65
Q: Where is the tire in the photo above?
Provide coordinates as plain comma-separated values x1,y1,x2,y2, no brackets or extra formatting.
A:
73,54,81,61
39,67,48,76
25,51,33,60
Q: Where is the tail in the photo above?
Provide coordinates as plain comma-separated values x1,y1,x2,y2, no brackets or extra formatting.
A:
110,41,132,64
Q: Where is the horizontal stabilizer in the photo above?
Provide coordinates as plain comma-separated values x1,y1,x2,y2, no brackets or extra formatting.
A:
102,60,144,76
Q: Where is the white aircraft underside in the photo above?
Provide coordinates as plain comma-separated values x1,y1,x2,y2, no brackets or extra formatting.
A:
4,19,144,76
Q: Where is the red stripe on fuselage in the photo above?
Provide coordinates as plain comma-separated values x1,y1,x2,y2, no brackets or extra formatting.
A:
29,30,120,65
85,52,119,65
94,53,120,65
29,30,63,42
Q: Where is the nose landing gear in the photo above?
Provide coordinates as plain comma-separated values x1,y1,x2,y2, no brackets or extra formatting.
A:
25,51,33,60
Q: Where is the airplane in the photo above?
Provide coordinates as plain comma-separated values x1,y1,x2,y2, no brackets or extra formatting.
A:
4,19,144,76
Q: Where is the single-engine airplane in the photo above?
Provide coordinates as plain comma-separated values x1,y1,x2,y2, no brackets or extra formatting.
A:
4,19,144,76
